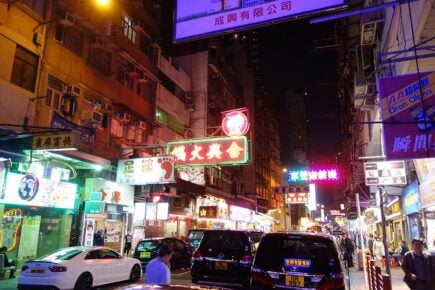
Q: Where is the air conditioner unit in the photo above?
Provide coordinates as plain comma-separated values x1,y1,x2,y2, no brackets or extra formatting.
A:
81,110,103,124
63,85,81,97
119,112,131,123
185,103,195,112
137,121,147,131
59,11,75,27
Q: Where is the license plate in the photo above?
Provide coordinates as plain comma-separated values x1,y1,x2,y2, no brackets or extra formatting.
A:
31,269,45,274
285,275,304,287
215,261,227,270
140,252,150,258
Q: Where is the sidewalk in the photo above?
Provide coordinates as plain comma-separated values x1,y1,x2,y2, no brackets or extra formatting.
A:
348,266,408,290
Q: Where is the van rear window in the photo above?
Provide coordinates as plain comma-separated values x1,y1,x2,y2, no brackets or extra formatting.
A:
201,231,248,250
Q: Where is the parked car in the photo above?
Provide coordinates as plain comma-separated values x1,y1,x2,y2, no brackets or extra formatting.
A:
187,229,207,250
191,230,255,288
133,237,192,271
251,232,347,290
120,284,232,290
17,246,141,290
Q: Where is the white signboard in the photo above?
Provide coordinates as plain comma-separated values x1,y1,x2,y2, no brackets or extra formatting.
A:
116,156,175,185
364,161,407,186
85,178,134,207
2,172,77,209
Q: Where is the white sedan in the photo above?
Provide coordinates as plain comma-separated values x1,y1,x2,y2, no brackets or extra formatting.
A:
18,246,142,290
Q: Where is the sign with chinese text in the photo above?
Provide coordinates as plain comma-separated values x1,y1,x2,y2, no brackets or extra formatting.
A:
167,136,248,167
287,167,340,183
273,185,309,194
285,191,308,204
198,206,218,218
1,172,77,209
330,209,345,216
32,133,76,151
420,178,435,209
402,181,420,215
116,156,175,185
174,0,346,42
85,178,134,206
364,161,406,186
379,71,435,160
222,108,250,136
229,205,251,222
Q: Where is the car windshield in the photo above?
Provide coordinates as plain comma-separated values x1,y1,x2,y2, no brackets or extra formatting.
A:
137,240,161,251
38,248,84,261
254,235,341,273
201,231,248,250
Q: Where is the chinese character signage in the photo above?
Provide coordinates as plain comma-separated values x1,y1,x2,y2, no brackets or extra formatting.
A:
287,167,340,183
402,181,420,215
1,172,77,209
285,191,308,204
364,161,406,186
116,156,175,185
199,206,218,218
174,0,346,42
167,136,248,167
273,185,309,194
32,133,76,151
379,71,435,160
222,108,250,136
85,178,134,206
84,201,105,215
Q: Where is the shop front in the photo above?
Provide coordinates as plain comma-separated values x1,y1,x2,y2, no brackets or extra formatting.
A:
0,169,77,265
385,196,405,249
402,180,423,243
196,195,231,229
83,178,134,253
420,177,435,247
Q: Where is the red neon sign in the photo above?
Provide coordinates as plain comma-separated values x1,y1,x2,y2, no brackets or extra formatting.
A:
167,136,248,167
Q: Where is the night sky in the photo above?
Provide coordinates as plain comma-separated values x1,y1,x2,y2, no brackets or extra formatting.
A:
257,19,343,165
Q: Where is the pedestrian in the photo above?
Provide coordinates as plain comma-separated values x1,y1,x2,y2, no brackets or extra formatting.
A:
367,233,374,256
402,237,432,290
124,232,133,256
145,245,173,285
372,236,385,268
94,230,104,246
392,240,409,266
0,246,16,278
343,234,355,268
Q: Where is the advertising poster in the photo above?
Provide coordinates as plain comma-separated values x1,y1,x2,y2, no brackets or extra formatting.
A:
116,156,175,185
84,219,95,246
378,71,435,160
17,215,41,260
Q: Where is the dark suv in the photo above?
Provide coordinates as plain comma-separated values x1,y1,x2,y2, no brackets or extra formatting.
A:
132,237,192,271
191,230,255,288
187,229,207,250
251,232,347,290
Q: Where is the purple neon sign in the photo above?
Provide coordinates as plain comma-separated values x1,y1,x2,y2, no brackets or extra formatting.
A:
174,0,347,43
287,167,340,183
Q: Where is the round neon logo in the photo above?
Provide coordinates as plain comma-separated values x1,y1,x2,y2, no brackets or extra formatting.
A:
222,111,249,136
18,174,39,201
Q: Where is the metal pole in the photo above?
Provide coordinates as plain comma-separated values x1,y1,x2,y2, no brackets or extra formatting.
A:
356,193,369,288
378,187,391,275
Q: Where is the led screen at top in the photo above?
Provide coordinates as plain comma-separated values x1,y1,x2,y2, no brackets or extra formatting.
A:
174,0,346,43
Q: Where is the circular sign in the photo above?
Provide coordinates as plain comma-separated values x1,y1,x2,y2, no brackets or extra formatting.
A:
222,111,249,136
18,174,39,201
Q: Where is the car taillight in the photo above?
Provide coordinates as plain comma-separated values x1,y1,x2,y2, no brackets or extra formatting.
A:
49,266,67,272
240,253,253,265
192,250,202,260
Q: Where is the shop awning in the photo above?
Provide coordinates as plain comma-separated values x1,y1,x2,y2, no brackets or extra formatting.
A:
175,178,205,195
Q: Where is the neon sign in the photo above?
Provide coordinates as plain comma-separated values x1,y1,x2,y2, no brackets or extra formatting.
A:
221,108,250,137
167,136,248,167
287,167,340,183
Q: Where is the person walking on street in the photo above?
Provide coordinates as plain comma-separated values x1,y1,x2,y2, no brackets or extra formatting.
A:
145,245,173,285
124,232,133,256
373,236,385,268
393,240,409,266
343,234,355,268
0,246,16,278
402,237,432,290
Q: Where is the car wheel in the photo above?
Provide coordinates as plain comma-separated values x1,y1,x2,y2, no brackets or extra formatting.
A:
130,264,141,282
74,272,93,290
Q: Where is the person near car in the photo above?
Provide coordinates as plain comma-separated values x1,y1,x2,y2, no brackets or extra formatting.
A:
124,232,133,256
145,245,173,285
0,246,16,278
342,234,355,268
402,237,432,290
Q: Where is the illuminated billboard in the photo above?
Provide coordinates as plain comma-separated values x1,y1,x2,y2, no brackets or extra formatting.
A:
167,136,248,167
174,0,346,42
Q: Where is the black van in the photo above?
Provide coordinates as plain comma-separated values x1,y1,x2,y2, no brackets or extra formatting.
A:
191,230,255,288
251,232,347,290
186,229,207,250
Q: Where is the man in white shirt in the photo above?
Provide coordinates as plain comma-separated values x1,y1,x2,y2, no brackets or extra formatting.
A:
145,245,173,285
